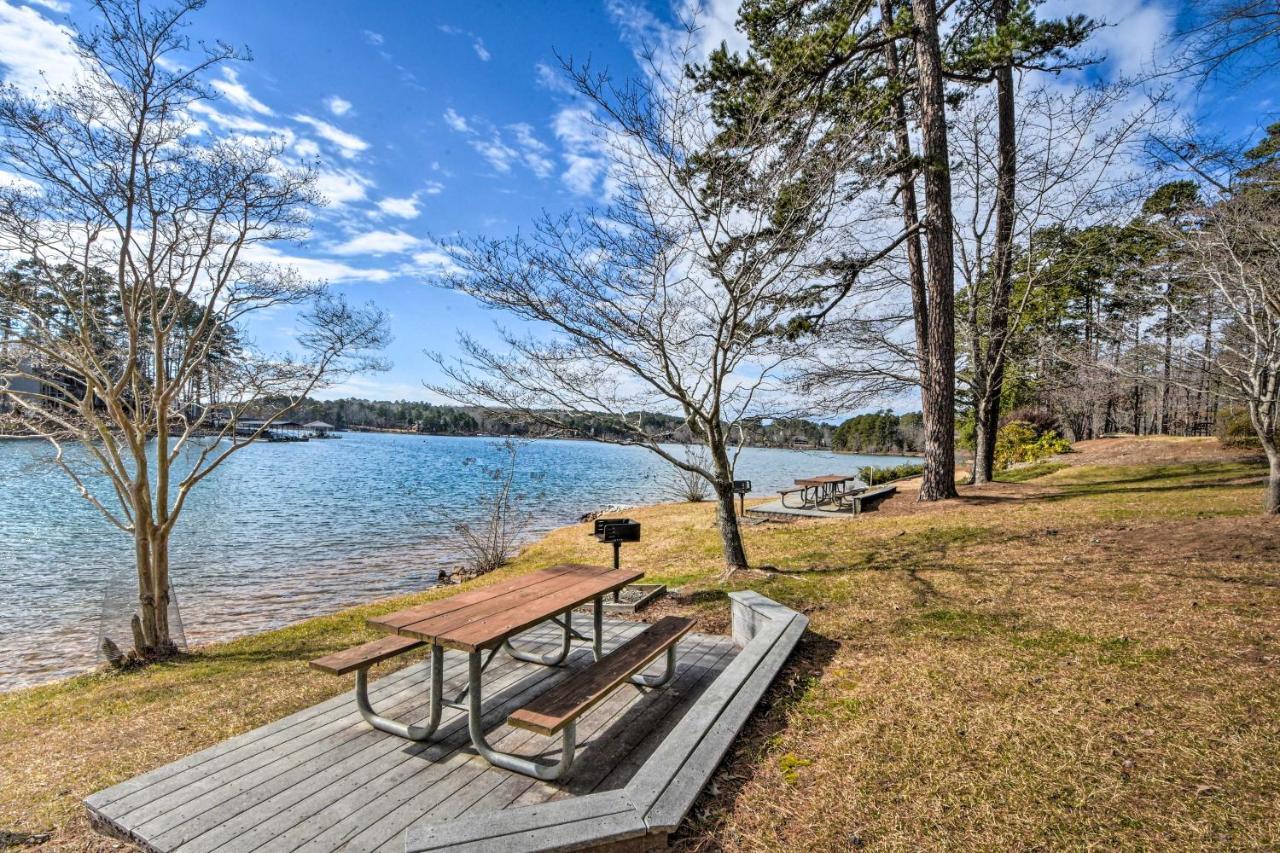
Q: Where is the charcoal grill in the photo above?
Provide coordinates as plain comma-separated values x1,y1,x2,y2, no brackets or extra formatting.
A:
732,480,752,515
592,518,641,600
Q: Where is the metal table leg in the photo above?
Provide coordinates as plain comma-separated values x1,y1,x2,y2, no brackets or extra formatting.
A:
630,644,678,687
466,650,575,780
355,643,443,741
503,609,572,666
592,595,603,661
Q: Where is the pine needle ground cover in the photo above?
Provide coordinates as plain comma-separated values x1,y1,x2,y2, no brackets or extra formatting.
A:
1,438,1276,850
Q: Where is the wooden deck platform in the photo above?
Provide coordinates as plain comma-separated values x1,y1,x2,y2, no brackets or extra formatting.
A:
86,620,737,853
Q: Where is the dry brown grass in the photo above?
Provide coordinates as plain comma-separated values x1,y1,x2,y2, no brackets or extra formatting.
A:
1,437,1278,851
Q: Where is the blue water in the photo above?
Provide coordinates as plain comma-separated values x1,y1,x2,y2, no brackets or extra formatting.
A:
0,431,913,689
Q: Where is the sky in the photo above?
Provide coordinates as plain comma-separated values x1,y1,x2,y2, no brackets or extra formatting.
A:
0,0,1276,411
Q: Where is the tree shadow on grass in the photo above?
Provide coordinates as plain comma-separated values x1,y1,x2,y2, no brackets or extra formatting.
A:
669,628,841,850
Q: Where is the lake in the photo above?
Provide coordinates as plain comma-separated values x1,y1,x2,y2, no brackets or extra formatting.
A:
0,431,914,689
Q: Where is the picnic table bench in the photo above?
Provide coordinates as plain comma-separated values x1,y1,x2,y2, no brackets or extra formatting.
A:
835,483,897,514
312,563,692,781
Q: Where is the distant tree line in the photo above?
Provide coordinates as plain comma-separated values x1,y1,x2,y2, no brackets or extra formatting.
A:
261,397,837,448
832,411,924,454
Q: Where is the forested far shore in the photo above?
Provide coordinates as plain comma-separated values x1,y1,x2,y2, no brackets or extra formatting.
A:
259,397,844,449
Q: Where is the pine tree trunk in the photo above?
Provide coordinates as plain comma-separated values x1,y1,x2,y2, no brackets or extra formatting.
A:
972,0,1016,487
911,0,958,501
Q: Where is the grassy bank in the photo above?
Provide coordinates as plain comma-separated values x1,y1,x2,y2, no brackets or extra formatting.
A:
2,437,1278,850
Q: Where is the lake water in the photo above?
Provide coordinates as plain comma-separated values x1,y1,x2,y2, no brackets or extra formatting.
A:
0,431,913,690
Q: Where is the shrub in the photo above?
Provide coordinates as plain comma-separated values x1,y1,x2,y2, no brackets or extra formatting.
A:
1217,408,1264,449
994,420,1072,470
862,462,926,485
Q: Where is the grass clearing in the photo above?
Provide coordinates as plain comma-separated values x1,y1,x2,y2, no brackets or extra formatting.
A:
1,438,1278,850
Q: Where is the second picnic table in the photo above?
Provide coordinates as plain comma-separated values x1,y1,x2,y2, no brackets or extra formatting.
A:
367,562,642,777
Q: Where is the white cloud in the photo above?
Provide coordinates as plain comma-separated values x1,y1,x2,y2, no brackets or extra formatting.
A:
293,114,370,158
363,30,384,46
188,100,283,135
443,109,554,178
376,194,421,219
27,0,69,12
442,108,471,133
509,122,554,177
313,167,373,205
410,248,463,276
332,229,421,256
0,0,80,95
473,37,491,61
553,105,610,196
211,67,274,116
324,95,353,117
242,243,394,283
472,134,519,173
534,60,574,94
294,138,321,158
423,180,444,195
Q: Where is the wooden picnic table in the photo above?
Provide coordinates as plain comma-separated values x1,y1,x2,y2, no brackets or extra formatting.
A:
789,474,864,509
367,563,642,778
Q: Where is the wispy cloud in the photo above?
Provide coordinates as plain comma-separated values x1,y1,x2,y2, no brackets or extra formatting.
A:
442,108,471,133
438,23,493,62
376,194,422,219
242,243,394,284
211,67,274,115
331,229,421,256
293,114,370,158
313,167,374,206
0,0,80,95
362,30,384,46
324,95,353,117
442,109,554,178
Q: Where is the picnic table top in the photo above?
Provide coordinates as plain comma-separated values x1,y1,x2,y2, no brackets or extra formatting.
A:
794,474,860,487
368,563,643,652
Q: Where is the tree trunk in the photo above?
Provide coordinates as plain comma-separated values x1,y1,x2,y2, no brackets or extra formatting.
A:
879,0,929,393
911,0,958,501
972,392,999,484
1266,450,1280,515
971,0,1016,487
707,440,749,576
133,506,175,657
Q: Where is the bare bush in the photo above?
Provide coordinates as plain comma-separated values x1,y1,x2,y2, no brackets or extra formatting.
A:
447,440,538,578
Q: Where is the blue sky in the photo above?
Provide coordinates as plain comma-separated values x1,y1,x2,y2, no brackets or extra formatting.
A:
1,0,1277,410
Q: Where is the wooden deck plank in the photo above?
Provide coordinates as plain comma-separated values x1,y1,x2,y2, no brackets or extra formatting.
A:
162,632,576,853
85,658,432,813
133,656,509,847
93,657,442,821
230,628,639,853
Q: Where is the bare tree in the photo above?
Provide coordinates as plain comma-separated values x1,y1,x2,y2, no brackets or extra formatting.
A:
663,442,712,503
0,0,389,658
1157,175,1280,511
446,440,538,577
430,47,874,578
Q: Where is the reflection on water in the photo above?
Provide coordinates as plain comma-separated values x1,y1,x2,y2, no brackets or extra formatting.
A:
0,432,912,689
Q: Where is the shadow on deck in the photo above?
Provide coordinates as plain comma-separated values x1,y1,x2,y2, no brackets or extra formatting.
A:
86,593,806,853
